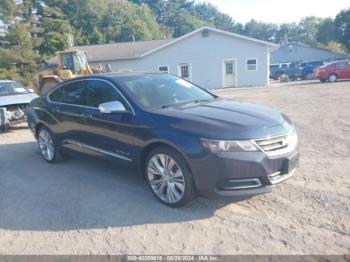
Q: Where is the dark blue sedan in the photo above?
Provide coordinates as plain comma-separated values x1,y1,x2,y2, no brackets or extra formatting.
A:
27,73,299,207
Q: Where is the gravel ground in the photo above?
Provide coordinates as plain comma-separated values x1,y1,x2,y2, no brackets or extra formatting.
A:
0,80,349,255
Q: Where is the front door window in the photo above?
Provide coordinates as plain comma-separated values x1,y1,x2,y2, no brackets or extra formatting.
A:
223,60,236,88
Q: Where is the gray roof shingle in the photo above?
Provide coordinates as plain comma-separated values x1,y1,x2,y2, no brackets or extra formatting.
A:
71,27,278,63
73,39,172,62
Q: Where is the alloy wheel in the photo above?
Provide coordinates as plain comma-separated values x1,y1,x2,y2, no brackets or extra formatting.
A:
38,129,55,161
147,154,186,204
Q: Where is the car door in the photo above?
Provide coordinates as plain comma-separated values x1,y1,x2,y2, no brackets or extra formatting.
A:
47,80,88,146
337,61,350,79
79,79,135,162
345,61,350,79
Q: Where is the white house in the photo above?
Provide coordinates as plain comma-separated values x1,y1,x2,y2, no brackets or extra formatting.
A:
75,27,277,89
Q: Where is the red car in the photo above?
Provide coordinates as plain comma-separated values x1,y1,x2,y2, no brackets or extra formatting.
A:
314,60,350,82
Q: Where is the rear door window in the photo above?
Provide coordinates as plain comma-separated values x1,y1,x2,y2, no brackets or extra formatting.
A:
49,87,62,102
59,81,86,105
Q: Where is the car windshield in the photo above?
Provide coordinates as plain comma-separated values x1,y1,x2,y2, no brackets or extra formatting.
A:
0,81,29,96
120,75,216,109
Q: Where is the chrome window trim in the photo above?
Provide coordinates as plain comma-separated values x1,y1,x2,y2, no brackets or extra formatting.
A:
46,78,135,115
64,139,132,162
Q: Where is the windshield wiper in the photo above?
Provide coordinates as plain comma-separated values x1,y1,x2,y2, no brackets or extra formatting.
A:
160,98,213,109
193,98,213,103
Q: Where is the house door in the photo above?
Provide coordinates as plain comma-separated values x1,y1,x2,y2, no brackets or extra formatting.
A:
223,60,236,88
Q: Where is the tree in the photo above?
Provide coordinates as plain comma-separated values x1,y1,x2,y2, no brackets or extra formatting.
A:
130,0,204,37
297,16,322,45
334,8,350,51
243,20,278,42
36,5,72,57
193,3,235,32
0,0,39,84
99,1,167,42
273,23,300,44
316,18,336,44
42,0,167,45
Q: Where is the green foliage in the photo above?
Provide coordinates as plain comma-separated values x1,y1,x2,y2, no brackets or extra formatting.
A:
335,8,350,51
317,18,336,44
297,16,323,45
192,3,242,33
0,0,40,85
243,20,278,42
41,0,167,45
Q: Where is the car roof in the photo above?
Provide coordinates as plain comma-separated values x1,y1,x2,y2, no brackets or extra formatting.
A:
321,60,349,67
301,60,323,64
61,72,169,84
331,59,349,63
0,80,16,83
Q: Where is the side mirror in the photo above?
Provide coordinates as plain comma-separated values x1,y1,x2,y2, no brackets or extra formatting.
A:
99,101,127,114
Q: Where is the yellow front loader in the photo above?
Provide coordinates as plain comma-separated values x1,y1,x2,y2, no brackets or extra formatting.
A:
33,50,102,94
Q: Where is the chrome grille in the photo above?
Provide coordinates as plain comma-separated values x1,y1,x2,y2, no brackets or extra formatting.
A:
253,130,297,157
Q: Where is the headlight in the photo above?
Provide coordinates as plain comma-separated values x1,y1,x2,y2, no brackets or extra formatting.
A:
200,139,258,152
288,126,298,150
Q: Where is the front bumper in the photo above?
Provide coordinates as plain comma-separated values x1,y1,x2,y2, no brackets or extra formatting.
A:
0,105,28,130
190,148,299,198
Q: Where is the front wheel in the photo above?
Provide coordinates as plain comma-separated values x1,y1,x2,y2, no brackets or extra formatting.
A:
37,126,65,163
145,147,195,207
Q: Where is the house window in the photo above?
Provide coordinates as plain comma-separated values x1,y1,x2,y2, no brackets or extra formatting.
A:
179,63,191,79
226,63,233,74
247,59,257,71
158,65,169,74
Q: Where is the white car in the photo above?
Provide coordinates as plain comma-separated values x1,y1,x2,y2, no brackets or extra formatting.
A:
0,80,38,130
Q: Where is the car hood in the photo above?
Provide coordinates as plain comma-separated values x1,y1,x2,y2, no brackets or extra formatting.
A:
0,93,38,107
154,99,289,140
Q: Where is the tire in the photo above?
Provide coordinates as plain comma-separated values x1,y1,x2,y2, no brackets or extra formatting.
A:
328,74,337,82
145,146,196,207
306,73,313,80
37,126,66,163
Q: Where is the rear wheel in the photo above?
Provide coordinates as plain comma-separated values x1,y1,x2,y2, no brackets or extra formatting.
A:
37,126,65,163
328,74,337,82
145,147,195,207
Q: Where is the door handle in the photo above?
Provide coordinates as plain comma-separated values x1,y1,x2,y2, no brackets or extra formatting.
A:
81,113,92,118
51,108,60,113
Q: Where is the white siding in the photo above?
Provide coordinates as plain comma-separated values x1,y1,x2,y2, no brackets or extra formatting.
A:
91,30,270,89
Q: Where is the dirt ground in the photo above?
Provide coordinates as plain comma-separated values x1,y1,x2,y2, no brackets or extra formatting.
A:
0,80,349,255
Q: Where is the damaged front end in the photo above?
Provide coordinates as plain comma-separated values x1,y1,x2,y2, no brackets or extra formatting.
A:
0,104,27,132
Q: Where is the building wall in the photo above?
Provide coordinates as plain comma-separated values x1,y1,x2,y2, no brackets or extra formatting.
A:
91,30,269,89
271,43,346,64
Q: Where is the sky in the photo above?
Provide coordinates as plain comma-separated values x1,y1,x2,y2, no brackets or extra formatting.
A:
197,0,350,24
